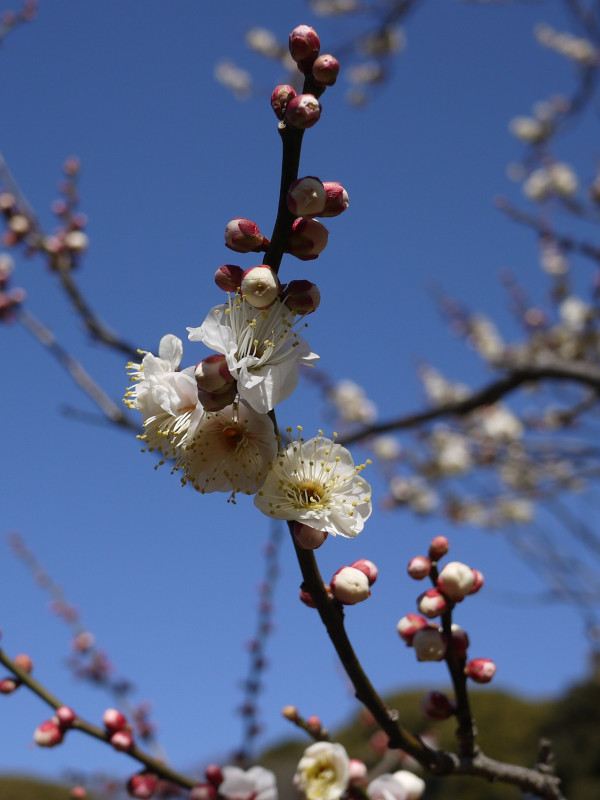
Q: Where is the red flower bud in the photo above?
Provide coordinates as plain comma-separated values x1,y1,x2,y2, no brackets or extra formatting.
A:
110,730,134,751
215,264,243,292
429,536,449,561
318,182,349,217
286,218,328,260
127,773,158,799
34,719,64,747
419,690,455,721
102,708,128,733
283,280,321,315
350,558,378,585
285,94,322,129
465,658,497,684
312,54,340,86
289,25,320,67
407,556,431,580
271,84,297,120
396,613,428,644
225,218,266,253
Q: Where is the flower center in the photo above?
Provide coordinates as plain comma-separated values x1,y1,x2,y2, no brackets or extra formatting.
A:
287,480,325,509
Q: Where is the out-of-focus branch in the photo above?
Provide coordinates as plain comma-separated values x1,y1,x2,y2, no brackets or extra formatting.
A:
18,307,137,431
0,647,196,790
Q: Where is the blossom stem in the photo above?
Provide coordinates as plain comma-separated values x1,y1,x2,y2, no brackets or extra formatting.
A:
0,647,196,790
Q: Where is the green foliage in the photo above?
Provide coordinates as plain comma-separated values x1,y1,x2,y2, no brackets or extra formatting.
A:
0,775,99,800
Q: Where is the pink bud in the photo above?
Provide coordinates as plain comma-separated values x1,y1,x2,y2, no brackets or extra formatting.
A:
465,658,497,684
289,25,320,67
190,785,218,800
437,562,475,602
312,54,340,86
281,704,299,722
271,84,296,120
110,730,134,751
306,714,321,733
299,587,317,608
215,264,243,292
13,653,33,673
34,720,64,747
196,384,238,412
318,182,349,217
205,765,224,788
350,558,378,585
429,536,449,561
330,566,371,605
396,613,428,644
450,624,470,659
127,773,158,799
72,631,94,652
286,218,329,260
412,625,447,661
195,355,234,394
285,94,322,129
0,678,19,694
56,706,77,729
287,177,326,217
70,787,87,799
417,588,449,619
102,708,128,733
241,265,280,308
469,569,485,595
283,280,321,315
225,218,266,253
407,556,431,580
0,192,15,212
293,522,328,550
419,691,455,721
348,759,368,785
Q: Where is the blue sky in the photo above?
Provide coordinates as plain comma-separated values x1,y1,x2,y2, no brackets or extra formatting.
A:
1,0,598,786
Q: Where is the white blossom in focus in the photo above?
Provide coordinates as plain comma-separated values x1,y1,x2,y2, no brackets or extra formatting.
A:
124,335,202,458
255,431,372,537
294,742,350,800
179,402,277,497
188,295,318,414
220,766,277,800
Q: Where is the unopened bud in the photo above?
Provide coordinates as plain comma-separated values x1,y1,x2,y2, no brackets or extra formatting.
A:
225,218,266,253
102,708,128,733
197,383,238,412
419,690,455,721
330,566,371,604
13,654,33,673
0,192,15,213
350,558,378,585
287,177,326,217
64,230,89,253
241,265,280,308
215,264,243,292
469,569,484,595
407,556,431,580
299,587,316,608
293,522,328,549
396,613,428,644
72,631,94,652
205,765,224,788
286,218,328,260
283,280,321,315
56,706,77,729
319,182,349,217
306,714,321,733
312,54,340,86
428,536,449,561
417,588,448,618
0,677,19,694
285,94,322,129
412,625,447,661
70,787,87,799
34,719,64,747
190,785,218,800
281,704,299,722
348,759,368,785
450,624,470,659
127,773,158,799
8,214,30,235
195,355,234,394
465,658,497,684
289,25,320,67
110,730,134,751
271,84,296,119
437,561,475,602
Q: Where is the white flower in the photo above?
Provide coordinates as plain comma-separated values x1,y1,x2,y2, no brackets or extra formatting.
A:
509,116,547,144
329,379,377,424
559,296,591,331
124,335,202,457
391,771,425,800
372,435,401,461
178,402,277,497
367,774,408,800
255,431,371,537
220,766,277,800
294,742,350,800
476,404,523,441
188,295,318,414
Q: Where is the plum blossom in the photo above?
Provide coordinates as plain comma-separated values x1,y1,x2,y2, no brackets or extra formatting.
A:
188,294,318,414
219,766,277,800
178,402,277,498
367,774,408,800
125,335,202,457
254,431,372,537
294,742,350,800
